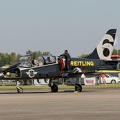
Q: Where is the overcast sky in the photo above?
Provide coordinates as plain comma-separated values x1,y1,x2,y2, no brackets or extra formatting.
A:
0,0,120,57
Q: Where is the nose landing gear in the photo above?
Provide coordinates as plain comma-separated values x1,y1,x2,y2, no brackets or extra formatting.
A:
16,80,23,93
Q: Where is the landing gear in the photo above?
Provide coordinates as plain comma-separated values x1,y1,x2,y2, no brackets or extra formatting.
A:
51,84,58,92
75,83,82,92
48,79,58,92
16,80,23,93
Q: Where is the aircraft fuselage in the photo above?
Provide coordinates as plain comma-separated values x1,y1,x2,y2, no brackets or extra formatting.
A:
0,57,120,80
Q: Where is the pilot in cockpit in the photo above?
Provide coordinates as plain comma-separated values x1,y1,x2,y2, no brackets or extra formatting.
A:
32,59,38,66
32,59,43,66
50,56,56,63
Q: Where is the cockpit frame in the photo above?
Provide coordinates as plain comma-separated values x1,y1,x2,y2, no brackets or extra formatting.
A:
18,54,58,68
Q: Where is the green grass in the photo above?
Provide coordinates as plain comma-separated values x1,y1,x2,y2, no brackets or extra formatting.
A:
0,84,120,90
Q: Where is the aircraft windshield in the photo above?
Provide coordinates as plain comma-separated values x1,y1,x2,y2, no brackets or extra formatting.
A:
18,54,32,67
19,54,32,62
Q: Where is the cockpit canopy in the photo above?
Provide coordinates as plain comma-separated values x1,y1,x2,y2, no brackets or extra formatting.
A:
38,56,56,64
18,54,58,67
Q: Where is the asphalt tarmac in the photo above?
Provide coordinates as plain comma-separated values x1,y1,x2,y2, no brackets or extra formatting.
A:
0,89,120,120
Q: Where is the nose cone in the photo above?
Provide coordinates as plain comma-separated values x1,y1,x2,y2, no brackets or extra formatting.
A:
3,62,21,73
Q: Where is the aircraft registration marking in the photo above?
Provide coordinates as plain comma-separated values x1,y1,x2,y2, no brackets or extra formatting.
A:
70,61,94,66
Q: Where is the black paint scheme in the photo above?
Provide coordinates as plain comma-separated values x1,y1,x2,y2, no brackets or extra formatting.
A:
0,29,118,92
0,55,120,80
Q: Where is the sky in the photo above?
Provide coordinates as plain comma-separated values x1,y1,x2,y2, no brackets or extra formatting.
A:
0,0,120,57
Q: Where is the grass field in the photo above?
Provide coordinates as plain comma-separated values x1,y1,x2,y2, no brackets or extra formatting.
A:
0,84,120,90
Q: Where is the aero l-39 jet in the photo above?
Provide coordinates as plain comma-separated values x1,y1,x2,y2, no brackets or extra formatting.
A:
0,29,119,93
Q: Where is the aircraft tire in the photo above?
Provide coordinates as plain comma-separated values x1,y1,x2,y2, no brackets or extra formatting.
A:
17,87,23,93
51,84,58,92
75,83,82,92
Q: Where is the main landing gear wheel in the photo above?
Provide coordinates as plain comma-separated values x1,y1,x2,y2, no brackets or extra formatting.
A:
51,84,58,92
75,83,82,92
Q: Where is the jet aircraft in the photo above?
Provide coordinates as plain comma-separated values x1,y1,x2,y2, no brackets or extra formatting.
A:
0,29,119,93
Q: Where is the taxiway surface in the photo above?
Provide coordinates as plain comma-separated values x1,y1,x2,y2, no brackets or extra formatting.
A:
0,89,120,120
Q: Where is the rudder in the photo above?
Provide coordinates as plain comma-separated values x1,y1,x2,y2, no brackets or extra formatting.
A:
86,29,117,60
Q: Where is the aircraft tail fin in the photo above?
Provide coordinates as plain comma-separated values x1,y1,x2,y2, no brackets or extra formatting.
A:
86,29,117,60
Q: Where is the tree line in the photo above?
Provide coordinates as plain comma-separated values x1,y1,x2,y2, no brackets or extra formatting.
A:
0,50,51,65
0,49,119,65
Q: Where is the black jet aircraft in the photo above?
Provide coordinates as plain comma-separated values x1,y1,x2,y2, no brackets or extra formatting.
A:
0,29,119,93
